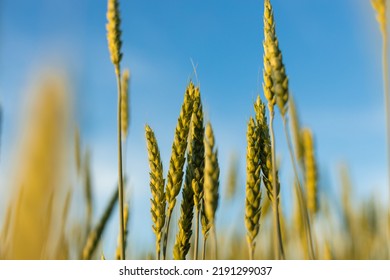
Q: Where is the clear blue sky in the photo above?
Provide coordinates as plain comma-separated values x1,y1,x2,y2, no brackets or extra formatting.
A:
0,0,388,258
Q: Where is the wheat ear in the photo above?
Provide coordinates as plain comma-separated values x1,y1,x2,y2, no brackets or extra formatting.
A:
245,117,262,260
190,86,205,260
173,151,195,260
162,82,194,259
145,125,166,260
203,122,220,259
301,128,318,216
121,69,130,140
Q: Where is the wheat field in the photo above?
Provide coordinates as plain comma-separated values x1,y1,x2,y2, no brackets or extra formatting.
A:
0,0,389,260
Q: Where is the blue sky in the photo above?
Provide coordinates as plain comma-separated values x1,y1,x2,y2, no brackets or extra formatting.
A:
0,0,388,258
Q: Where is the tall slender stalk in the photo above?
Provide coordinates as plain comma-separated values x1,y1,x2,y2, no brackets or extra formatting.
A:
202,234,207,260
194,211,200,260
162,211,173,260
106,0,125,260
384,26,390,259
282,117,315,259
371,0,390,257
115,71,125,260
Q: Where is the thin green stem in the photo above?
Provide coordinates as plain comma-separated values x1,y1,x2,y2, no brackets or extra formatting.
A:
115,66,125,260
268,111,285,260
212,225,218,260
194,209,200,260
282,117,315,260
156,234,161,260
202,236,208,260
381,29,390,258
162,209,173,260
248,241,254,260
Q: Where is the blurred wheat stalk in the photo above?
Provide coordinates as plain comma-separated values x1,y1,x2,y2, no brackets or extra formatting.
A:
1,73,71,259
371,0,390,257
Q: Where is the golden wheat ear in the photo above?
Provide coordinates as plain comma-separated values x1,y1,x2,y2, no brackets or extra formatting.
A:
121,69,130,140
202,122,220,259
106,0,122,75
145,125,166,260
162,81,195,259
301,128,318,217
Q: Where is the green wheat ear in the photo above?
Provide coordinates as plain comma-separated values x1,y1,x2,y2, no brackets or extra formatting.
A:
254,96,280,201
173,151,194,260
245,116,262,260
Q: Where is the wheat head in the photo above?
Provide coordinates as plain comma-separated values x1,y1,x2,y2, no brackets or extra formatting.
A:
145,125,166,259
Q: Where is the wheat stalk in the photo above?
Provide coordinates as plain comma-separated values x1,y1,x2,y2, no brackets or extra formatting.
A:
106,0,125,260
289,96,303,166
116,203,130,260
371,0,390,256
145,125,166,260
83,148,93,235
82,187,118,260
245,117,262,260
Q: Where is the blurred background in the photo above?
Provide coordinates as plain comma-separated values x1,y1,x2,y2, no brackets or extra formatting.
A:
0,0,388,259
